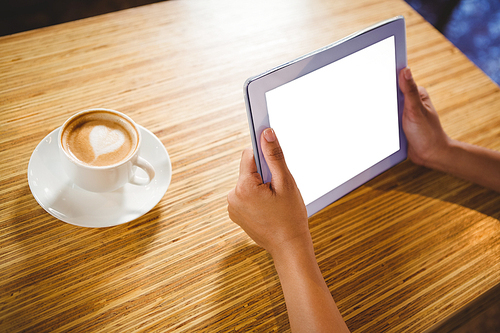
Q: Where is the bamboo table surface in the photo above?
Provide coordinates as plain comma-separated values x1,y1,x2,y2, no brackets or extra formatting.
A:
1,0,500,332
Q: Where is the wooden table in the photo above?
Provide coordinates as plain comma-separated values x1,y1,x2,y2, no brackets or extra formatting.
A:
1,0,499,331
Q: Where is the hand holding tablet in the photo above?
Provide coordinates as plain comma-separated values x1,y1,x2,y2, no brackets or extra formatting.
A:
230,16,500,332
227,128,351,333
244,16,408,216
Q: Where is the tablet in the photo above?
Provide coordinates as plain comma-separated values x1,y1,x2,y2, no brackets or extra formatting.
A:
244,16,407,217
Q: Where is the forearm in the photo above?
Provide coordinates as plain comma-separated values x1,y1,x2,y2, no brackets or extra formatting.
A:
271,235,350,333
426,139,500,192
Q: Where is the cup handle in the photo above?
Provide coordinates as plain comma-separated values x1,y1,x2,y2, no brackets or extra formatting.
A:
130,156,155,186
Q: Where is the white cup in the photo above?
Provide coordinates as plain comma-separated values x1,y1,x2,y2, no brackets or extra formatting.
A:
58,108,155,192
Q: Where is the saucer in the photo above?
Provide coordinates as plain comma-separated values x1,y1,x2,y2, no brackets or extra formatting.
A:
28,125,172,228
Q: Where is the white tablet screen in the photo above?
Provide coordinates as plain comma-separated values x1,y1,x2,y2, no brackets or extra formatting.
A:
265,36,399,205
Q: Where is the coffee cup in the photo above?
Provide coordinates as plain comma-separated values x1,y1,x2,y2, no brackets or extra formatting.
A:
58,108,155,192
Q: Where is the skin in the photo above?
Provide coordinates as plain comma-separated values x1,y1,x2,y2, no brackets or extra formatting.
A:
227,129,350,333
227,67,500,332
399,67,500,192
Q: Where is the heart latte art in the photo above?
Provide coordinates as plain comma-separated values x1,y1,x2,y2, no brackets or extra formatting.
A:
61,111,138,167
90,125,126,158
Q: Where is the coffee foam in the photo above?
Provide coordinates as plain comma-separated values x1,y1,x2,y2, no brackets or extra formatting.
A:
89,125,126,157
62,111,138,167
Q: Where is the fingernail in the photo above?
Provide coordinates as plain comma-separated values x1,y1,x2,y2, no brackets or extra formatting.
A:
404,67,412,81
263,128,276,143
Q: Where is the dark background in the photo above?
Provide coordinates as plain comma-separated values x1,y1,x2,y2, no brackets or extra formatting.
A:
405,0,500,86
0,0,163,36
1,0,499,331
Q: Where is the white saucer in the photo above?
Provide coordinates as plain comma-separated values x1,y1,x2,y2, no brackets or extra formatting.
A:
28,125,172,228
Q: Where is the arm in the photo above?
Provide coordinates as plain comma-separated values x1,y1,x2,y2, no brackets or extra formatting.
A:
272,235,349,333
227,129,350,333
399,68,500,192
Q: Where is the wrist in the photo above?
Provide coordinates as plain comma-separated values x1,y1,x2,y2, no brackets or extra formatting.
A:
419,136,455,172
270,231,316,273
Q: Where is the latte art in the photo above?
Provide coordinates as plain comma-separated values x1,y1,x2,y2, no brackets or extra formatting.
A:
61,111,138,167
90,125,126,158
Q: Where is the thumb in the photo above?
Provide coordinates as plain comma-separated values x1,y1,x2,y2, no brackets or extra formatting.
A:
399,67,424,113
260,128,291,188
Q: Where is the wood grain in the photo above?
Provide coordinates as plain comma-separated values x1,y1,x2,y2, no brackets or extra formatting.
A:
1,0,499,332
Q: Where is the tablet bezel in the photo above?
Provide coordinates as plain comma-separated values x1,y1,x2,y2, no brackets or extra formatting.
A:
244,16,407,217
